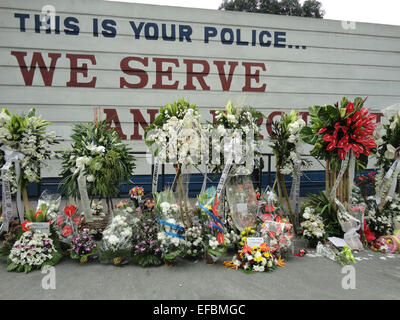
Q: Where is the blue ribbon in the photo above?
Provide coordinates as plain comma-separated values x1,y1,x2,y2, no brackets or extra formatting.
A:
157,217,185,232
166,232,185,239
210,222,224,233
197,203,224,229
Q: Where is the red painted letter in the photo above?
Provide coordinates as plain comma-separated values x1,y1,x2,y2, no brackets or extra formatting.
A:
104,108,127,140
183,59,210,90
213,61,238,91
152,58,179,89
130,109,159,140
66,54,97,87
242,62,266,92
120,57,148,89
11,51,61,86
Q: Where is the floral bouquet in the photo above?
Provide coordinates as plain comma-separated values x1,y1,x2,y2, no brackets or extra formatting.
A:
99,213,133,266
145,99,203,221
183,226,205,259
374,108,400,208
7,230,62,273
269,110,311,230
36,190,61,222
129,186,145,201
0,108,57,214
53,205,81,244
300,206,326,247
364,194,400,237
132,210,163,267
300,97,376,170
194,188,232,263
145,98,202,167
70,228,97,263
59,120,136,219
257,206,294,254
154,190,185,265
227,227,279,273
208,101,265,175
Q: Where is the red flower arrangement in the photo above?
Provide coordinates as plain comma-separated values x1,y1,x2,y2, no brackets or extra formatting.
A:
320,102,377,160
301,97,377,169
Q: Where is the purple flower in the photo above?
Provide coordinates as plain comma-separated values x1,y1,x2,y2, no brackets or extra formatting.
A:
155,248,160,253
141,241,146,245
140,248,146,253
135,244,139,249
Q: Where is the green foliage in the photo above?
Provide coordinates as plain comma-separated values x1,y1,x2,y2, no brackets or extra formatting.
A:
132,254,163,267
304,192,342,238
219,0,324,18
58,120,135,200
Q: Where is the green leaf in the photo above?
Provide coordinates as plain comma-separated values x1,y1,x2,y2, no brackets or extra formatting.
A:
317,105,340,124
300,126,317,145
7,262,18,272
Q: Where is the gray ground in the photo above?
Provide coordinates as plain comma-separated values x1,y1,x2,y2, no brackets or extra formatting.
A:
0,246,399,300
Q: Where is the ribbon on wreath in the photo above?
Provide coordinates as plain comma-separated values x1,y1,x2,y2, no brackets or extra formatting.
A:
328,150,363,249
157,217,185,239
216,139,234,201
0,146,25,233
197,195,225,244
289,154,302,227
376,155,400,207
329,150,355,217
77,172,93,222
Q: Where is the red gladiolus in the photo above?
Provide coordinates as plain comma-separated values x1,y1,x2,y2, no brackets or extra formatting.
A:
64,205,77,217
318,127,327,134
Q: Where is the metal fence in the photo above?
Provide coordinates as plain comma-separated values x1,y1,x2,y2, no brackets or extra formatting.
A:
24,151,327,199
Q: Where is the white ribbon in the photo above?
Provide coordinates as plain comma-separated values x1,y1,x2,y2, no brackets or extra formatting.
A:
77,172,93,222
0,146,25,233
329,151,354,215
376,158,400,206
289,155,302,227
216,141,233,201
